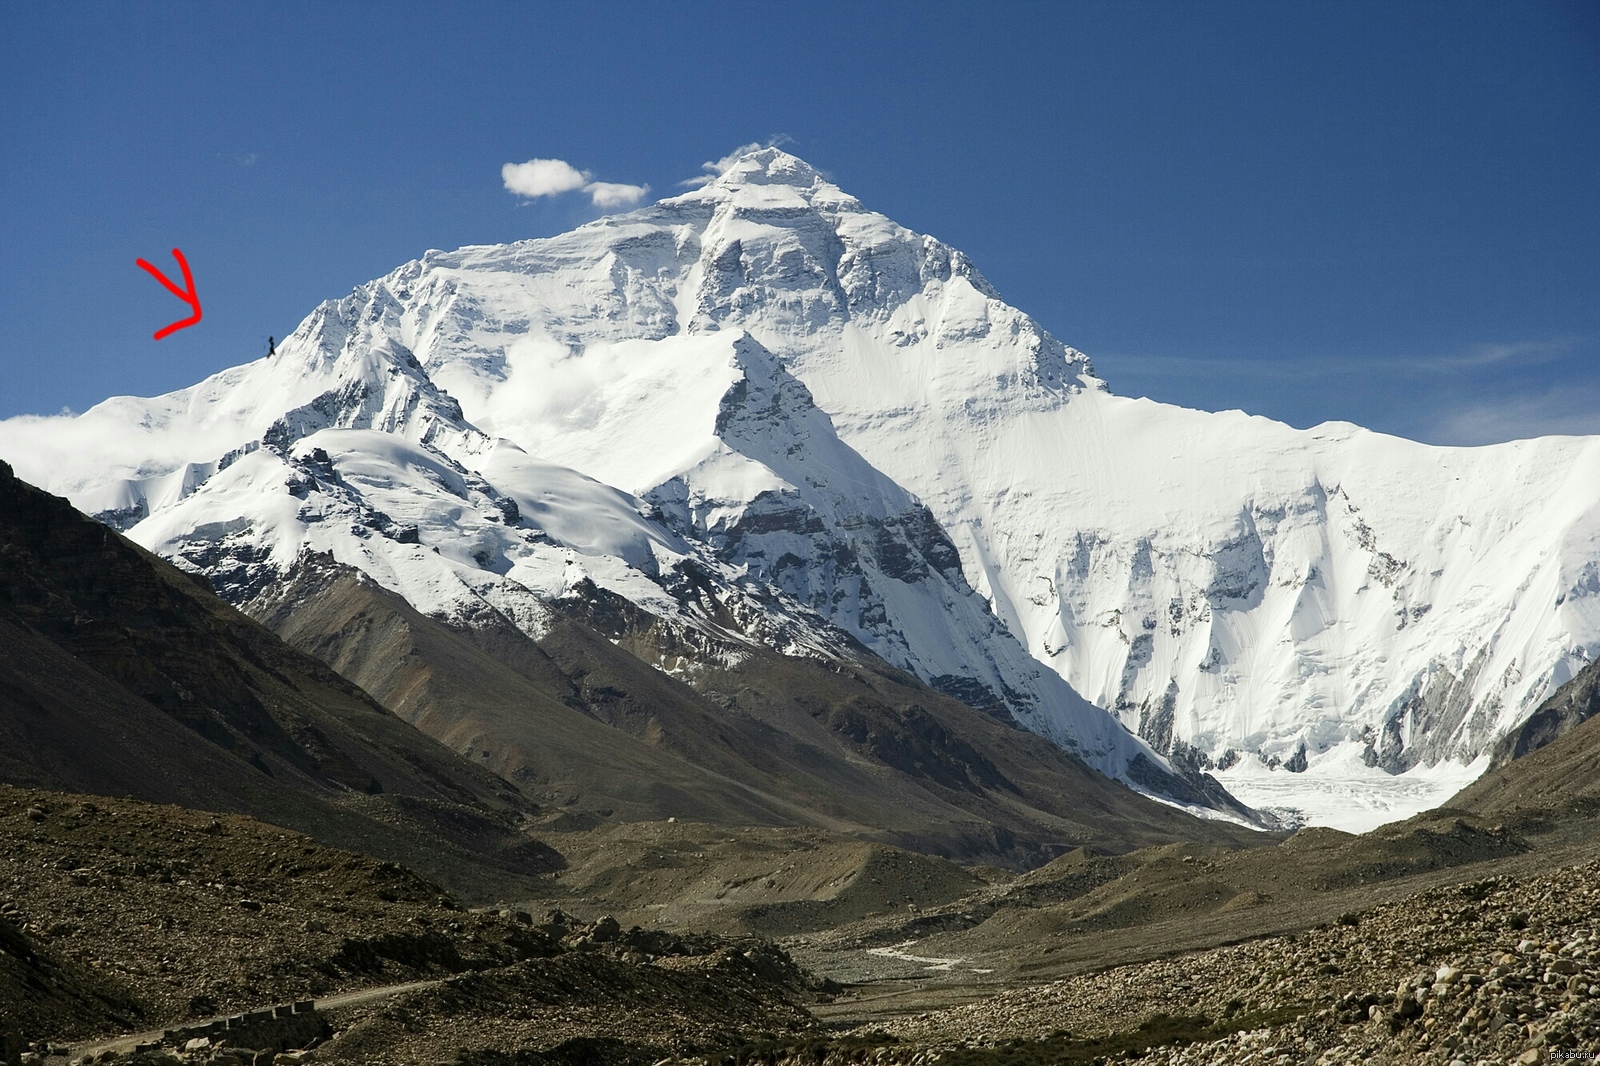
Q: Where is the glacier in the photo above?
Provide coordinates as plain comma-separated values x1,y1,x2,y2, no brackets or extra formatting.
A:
4,146,1597,831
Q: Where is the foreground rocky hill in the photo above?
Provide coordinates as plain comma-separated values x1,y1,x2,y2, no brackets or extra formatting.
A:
0,461,562,900
0,785,821,1063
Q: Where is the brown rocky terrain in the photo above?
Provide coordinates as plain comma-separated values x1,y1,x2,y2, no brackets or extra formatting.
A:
6,719,1600,1065
0,785,823,1064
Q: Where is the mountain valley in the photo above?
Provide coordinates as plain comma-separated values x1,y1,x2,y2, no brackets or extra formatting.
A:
5,668,1600,1064
2,402,1597,1066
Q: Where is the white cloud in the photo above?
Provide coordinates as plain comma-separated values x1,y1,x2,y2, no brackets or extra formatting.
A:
502,158,591,199
584,181,650,207
501,158,651,209
1426,338,1576,371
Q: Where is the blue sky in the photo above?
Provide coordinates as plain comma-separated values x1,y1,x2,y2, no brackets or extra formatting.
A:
2,0,1596,444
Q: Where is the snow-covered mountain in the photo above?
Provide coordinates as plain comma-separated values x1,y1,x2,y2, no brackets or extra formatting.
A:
0,176,1172,805
5,147,1597,830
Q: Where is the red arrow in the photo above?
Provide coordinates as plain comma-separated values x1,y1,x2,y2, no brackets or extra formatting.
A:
136,248,202,340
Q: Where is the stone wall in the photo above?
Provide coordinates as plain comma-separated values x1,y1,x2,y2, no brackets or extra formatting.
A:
159,1002,329,1053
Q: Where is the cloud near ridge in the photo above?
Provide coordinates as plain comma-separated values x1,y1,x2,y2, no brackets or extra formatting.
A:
584,181,650,207
502,158,650,207
1423,385,1600,446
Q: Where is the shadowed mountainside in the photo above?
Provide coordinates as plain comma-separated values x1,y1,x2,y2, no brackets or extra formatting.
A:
249,555,1269,869
0,461,556,899
1485,656,1600,769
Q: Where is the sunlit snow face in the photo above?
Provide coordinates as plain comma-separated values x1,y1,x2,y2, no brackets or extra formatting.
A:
444,332,745,496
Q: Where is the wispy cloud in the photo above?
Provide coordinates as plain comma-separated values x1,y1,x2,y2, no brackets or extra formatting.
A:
1096,335,1598,445
1101,336,1585,381
1423,386,1600,445
678,136,794,187
501,158,650,207
1396,337,1579,373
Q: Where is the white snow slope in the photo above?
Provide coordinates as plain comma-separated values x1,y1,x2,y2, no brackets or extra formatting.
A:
5,148,1597,829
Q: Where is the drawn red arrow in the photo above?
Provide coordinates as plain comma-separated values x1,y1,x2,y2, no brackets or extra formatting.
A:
136,248,202,340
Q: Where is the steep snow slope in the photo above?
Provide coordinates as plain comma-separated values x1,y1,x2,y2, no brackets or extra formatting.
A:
4,298,483,530
4,147,1596,827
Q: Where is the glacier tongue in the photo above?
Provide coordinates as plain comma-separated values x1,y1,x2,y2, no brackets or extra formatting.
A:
4,145,1597,829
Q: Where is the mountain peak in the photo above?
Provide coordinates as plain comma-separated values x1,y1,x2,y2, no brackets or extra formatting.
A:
708,147,826,190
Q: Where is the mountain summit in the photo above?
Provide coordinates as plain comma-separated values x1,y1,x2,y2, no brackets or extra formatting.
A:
4,148,1597,829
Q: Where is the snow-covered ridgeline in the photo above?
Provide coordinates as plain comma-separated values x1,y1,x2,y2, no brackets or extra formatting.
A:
0,268,1170,790
0,280,853,670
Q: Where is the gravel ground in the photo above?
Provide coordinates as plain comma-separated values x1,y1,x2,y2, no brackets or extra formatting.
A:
897,858,1600,1063
10,785,1600,1066
1,787,823,1065
652,858,1600,1066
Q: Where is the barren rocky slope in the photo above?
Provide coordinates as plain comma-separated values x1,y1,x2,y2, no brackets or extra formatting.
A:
0,461,554,899
249,555,1264,867
829,859,1600,1065
0,785,821,1062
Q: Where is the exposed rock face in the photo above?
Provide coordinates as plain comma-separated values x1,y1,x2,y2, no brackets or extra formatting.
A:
1489,656,1600,769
